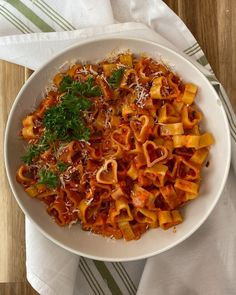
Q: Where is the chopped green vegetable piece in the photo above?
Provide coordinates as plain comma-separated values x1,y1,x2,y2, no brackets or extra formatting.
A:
21,131,57,165
57,161,69,172
70,76,102,97
21,145,43,165
22,75,97,165
38,169,59,188
43,99,90,142
61,93,92,112
59,75,73,93
108,68,125,88
59,75,102,97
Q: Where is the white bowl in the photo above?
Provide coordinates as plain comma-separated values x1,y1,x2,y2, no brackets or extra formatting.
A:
4,37,231,261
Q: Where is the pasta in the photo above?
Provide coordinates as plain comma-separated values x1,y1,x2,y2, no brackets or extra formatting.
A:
16,52,214,241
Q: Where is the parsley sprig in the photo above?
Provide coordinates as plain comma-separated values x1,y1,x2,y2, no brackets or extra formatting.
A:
43,75,100,142
22,75,101,164
43,98,91,142
59,75,102,97
38,169,59,188
57,161,69,172
59,75,73,93
21,131,57,165
108,68,125,88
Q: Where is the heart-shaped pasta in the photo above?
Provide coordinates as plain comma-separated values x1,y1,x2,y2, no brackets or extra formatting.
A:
177,156,200,180
16,50,215,242
111,125,131,151
181,105,202,129
96,159,118,184
130,115,154,143
143,140,168,167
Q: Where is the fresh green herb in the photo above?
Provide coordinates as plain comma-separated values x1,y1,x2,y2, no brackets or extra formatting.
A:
59,75,73,93
38,169,59,188
43,99,91,142
21,144,44,165
21,131,57,165
57,161,69,172
108,68,125,88
70,76,102,97
44,76,96,142
22,75,98,165
59,75,102,97
61,93,92,112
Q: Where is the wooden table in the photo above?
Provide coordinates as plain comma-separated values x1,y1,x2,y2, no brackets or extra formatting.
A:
0,1,235,294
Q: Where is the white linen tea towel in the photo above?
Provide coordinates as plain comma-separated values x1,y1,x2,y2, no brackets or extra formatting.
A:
1,1,236,294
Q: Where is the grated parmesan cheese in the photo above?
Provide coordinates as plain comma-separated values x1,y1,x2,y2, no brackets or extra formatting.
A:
59,175,66,188
135,83,149,108
89,65,98,75
68,219,78,229
85,198,94,205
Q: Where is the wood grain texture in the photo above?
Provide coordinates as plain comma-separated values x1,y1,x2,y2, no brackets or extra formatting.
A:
0,61,26,282
0,283,38,295
0,1,235,294
164,0,236,111
0,62,38,293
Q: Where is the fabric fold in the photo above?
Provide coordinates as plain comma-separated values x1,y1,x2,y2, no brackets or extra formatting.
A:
26,219,80,295
137,166,236,295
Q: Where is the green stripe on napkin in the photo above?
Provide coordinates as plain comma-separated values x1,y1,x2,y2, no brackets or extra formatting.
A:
94,261,123,295
80,257,105,295
112,262,137,295
31,0,75,31
7,0,55,31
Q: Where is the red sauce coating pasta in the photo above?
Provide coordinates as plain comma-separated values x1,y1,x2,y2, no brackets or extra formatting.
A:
16,53,214,241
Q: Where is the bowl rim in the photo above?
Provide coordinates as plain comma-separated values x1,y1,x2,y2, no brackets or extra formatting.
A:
4,36,231,261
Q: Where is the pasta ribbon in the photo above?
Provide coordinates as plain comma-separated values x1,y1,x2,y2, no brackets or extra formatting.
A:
25,183,46,197
21,115,38,139
109,197,133,223
160,123,184,136
174,178,199,195
160,185,183,209
198,133,215,148
190,148,209,165
132,184,154,208
127,161,139,180
47,197,77,226
102,64,117,76
181,83,197,105
97,75,113,100
173,135,200,149
120,69,138,89
144,163,168,187
119,54,133,67
158,103,181,123
158,210,183,230
118,221,135,241
150,77,164,99
111,185,126,200
134,208,158,226
16,165,36,186
59,141,81,164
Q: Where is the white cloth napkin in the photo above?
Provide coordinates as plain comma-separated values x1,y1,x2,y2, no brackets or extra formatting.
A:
1,1,236,294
